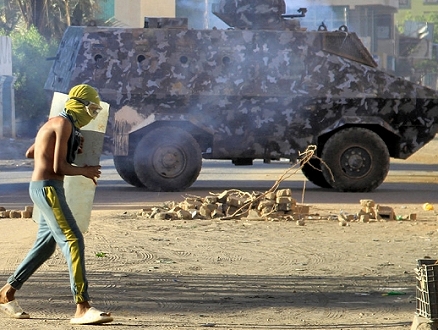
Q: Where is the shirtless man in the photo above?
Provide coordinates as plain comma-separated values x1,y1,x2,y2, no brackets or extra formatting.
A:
0,84,113,325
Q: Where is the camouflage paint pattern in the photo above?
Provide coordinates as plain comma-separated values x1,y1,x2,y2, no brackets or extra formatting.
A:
45,0,438,189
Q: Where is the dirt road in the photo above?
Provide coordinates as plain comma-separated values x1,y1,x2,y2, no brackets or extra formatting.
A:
0,137,437,329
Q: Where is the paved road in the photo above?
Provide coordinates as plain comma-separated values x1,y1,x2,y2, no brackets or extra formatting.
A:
0,157,436,211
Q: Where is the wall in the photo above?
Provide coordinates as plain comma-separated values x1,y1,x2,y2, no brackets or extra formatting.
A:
0,37,12,76
398,0,438,16
115,0,176,27
0,37,14,138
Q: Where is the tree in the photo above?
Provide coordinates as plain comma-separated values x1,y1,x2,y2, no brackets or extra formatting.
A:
0,1,105,136
0,1,21,33
397,12,438,45
2,0,102,41
10,26,57,136
396,11,438,87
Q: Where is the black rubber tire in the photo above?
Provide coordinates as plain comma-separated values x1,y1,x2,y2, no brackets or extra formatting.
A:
133,127,202,192
301,158,333,189
113,156,145,187
321,128,389,192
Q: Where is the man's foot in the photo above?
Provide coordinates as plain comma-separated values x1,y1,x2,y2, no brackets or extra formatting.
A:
0,284,30,319
70,307,113,325
0,284,16,304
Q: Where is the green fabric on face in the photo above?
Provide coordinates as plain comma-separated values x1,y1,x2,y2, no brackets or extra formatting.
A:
65,84,101,128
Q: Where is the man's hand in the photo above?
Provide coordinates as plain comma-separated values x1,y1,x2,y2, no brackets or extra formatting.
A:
77,136,85,154
25,144,35,159
82,165,101,185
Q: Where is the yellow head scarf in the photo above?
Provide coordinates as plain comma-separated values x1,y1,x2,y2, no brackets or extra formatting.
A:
65,84,101,128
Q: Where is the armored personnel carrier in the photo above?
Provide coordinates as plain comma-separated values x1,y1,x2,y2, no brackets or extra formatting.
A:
45,0,438,192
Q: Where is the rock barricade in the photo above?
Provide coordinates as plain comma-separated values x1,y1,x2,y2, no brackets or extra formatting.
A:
0,206,33,219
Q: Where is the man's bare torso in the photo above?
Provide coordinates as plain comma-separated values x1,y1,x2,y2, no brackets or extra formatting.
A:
29,116,73,182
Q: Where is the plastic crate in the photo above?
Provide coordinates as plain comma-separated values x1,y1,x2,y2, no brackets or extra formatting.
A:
416,259,438,320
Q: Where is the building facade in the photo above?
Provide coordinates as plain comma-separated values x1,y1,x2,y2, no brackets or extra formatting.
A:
398,0,438,15
98,0,176,27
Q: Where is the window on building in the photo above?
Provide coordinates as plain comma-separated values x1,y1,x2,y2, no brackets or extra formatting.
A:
399,0,411,9
376,14,392,39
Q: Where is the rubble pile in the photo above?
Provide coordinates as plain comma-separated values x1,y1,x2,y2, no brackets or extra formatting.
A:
138,195,423,225
0,206,33,219
0,197,426,224
337,199,417,226
139,188,311,222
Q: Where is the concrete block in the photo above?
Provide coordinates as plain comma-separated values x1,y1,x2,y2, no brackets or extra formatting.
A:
245,209,263,220
264,192,276,200
360,199,375,208
211,208,224,218
276,196,293,204
257,200,275,211
276,189,292,197
9,210,21,218
204,196,218,204
376,205,395,220
295,204,310,214
180,200,202,210
358,208,376,219
338,213,355,222
204,203,218,212
277,203,292,212
217,191,230,203
21,211,32,218
154,212,175,220
176,209,192,220
199,204,212,218
359,214,370,222
225,205,238,217
227,196,247,207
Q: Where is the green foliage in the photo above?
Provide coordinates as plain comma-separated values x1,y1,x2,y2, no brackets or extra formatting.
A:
10,26,57,124
397,12,438,44
0,1,21,33
1,1,105,136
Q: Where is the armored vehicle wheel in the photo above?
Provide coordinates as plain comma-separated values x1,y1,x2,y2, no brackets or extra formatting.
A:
113,156,145,187
301,158,332,189
133,127,202,191
321,128,389,192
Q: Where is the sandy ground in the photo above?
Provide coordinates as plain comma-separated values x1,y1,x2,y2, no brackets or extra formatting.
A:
0,137,437,329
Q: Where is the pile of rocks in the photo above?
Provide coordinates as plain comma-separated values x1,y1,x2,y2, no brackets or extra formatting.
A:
337,199,417,226
0,206,33,219
139,188,311,222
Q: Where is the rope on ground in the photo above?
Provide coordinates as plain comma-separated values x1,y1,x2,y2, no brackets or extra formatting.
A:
226,145,320,218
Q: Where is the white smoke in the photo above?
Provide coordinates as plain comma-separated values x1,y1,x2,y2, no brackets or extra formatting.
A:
176,0,227,29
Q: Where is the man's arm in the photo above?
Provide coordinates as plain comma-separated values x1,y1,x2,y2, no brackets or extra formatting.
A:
53,118,101,184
